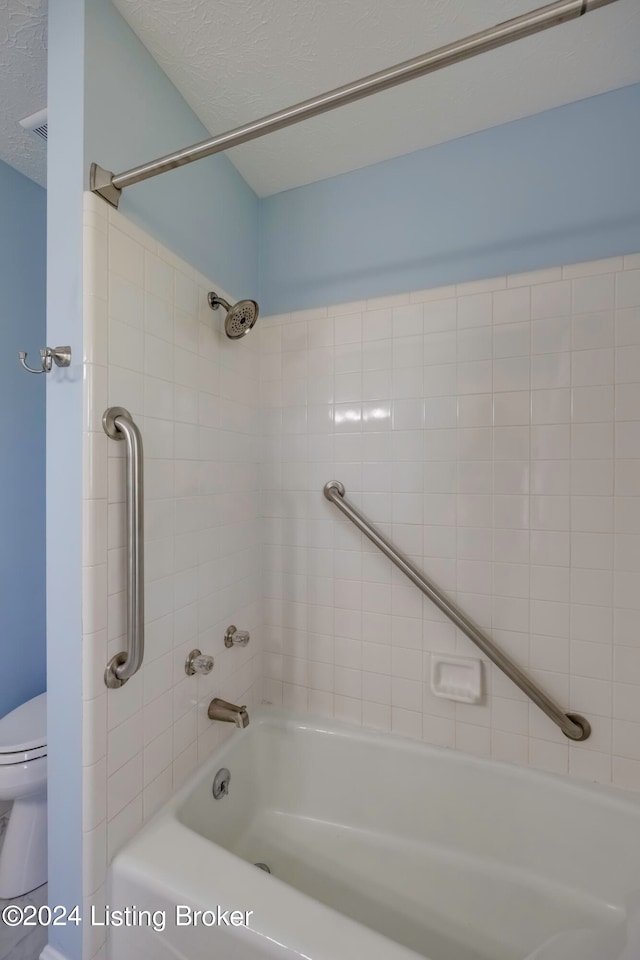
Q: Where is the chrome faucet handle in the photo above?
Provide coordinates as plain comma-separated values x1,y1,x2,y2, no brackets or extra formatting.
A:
185,649,215,676
224,625,250,648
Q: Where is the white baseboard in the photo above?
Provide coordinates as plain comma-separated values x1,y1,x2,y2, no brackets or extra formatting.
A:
40,946,71,960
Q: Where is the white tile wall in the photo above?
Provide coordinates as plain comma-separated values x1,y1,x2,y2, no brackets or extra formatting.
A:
260,253,640,794
82,194,262,959
81,191,640,955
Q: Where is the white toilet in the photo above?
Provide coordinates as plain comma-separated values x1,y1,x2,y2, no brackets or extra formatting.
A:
0,693,47,898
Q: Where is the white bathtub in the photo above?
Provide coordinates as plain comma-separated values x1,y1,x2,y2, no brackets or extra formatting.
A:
109,709,640,960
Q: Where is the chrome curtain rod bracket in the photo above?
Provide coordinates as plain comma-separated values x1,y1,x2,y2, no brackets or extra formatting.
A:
89,0,620,208
103,407,145,688
90,163,122,209
323,481,591,742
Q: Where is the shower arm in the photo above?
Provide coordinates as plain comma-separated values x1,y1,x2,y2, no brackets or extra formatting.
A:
90,0,620,209
207,293,231,311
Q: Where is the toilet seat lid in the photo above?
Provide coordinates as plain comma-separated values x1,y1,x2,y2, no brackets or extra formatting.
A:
0,692,46,755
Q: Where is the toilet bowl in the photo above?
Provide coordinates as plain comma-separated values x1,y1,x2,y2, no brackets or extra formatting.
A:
0,693,47,898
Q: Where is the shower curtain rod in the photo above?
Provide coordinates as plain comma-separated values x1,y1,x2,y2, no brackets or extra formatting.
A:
90,0,620,208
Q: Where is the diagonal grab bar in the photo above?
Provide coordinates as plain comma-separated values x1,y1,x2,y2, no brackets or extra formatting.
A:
103,407,145,688
324,481,590,741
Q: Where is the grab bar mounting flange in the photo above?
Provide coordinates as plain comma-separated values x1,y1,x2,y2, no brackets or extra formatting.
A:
103,405,130,440
105,652,128,690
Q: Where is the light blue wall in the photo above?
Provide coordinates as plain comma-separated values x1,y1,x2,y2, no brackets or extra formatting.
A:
0,161,46,719
47,0,640,952
84,0,259,298
46,3,260,956
259,83,640,313
47,0,85,954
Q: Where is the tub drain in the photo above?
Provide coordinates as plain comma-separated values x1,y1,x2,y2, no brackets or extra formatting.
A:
254,862,271,874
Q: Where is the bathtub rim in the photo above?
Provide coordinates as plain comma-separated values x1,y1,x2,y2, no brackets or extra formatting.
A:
136,706,640,834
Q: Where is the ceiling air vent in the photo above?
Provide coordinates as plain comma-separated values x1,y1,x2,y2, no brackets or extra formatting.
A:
19,108,47,142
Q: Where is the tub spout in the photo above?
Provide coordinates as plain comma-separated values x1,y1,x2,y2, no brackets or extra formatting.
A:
208,697,249,728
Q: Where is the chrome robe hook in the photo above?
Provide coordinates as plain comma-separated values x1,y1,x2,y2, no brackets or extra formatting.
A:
18,346,72,374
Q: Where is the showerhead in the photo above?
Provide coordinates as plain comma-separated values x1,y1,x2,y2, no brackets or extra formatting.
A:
208,292,259,339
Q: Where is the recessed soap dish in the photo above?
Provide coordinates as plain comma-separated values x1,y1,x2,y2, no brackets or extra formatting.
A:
431,655,483,704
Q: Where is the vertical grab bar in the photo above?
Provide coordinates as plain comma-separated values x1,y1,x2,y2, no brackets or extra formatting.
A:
102,407,145,688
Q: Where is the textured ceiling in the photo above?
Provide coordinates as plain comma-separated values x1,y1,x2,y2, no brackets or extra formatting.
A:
112,0,640,197
0,0,47,187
